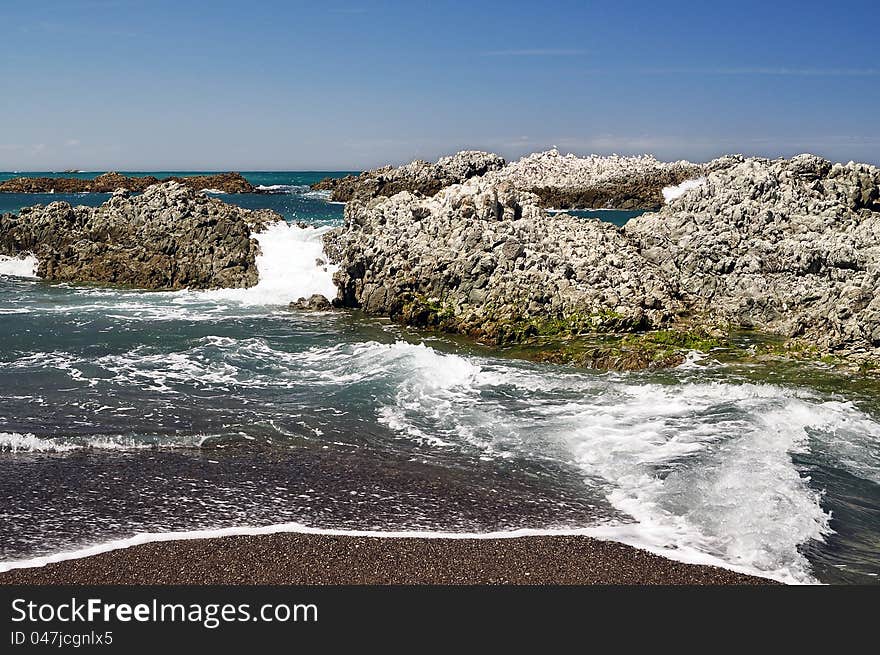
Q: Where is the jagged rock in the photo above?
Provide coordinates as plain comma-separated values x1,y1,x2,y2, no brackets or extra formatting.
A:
310,177,342,192
0,182,283,289
624,154,880,363
486,149,707,210
324,178,679,344
0,171,256,194
312,151,507,202
324,152,880,368
289,294,333,311
315,148,709,210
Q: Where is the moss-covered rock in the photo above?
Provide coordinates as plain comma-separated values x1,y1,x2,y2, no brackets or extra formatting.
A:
519,329,731,372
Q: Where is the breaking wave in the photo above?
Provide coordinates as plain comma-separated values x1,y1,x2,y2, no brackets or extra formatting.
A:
662,177,706,202
313,341,879,583
2,327,880,583
192,221,338,306
0,254,37,278
0,431,212,453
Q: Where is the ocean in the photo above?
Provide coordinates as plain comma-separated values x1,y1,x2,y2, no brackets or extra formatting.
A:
0,171,353,226
1,172,879,584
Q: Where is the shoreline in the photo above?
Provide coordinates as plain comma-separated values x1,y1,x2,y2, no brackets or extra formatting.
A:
0,530,776,586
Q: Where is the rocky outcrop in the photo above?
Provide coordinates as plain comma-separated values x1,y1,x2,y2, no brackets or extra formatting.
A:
314,148,709,211
290,294,333,311
324,153,880,368
313,151,507,202
324,179,679,345
486,149,707,210
170,172,256,194
625,153,880,363
0,171,256,194
0,182,282,289
310,177,345,193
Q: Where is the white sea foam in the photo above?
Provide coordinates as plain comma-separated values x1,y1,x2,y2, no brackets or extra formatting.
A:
560,388,833,583
0,523,779,582
254,184,330,199
255,184,309,194
662,177,706,202
0,431,211,453
3,332,878,583
94,348,242,393
314,341,880,583
189,221,338,306
0,254,38,278
0,432,79,453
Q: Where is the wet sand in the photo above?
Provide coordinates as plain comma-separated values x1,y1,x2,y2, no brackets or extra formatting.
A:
0,533,775,585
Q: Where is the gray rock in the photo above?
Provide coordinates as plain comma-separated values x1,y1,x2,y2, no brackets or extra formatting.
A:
0,181,283,289
324,178,677,342
315,151,507,202
324,152,880,367
320,148,711,211
625,154,880,364
486,149,708,210
290,294,333,311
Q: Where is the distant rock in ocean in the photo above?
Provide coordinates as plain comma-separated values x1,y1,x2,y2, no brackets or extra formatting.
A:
313,148,709,210
0,171,256,194
290,293,333,311
312,151,507,202
485,149,706,210
0,182,282,289
324,151,880,369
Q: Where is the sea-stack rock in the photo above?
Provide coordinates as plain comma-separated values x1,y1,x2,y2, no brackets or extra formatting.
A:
324,152,880,368
0,182,282,289
486,149,707,210
324,178,679,344
290,294,333,311
168,172,256,194
314,148,709,211
313,151,507,202
624,153,880,363
0,171,256,194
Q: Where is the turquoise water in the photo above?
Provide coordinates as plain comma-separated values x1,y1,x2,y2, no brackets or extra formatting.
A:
0,171,356,185
0,173,648,227
556,209,646,227
0,175,878,584
0,172,353,225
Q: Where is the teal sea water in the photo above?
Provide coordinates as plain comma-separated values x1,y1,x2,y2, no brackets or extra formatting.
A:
1,173,879,584
0,171,354,225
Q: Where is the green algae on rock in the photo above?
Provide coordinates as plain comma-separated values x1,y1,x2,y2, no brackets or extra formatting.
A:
324,151,880,372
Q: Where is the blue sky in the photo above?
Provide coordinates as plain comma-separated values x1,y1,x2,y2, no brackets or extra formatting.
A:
1,0,877,170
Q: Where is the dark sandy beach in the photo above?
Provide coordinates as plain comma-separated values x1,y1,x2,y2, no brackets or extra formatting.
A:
0,533,774,585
